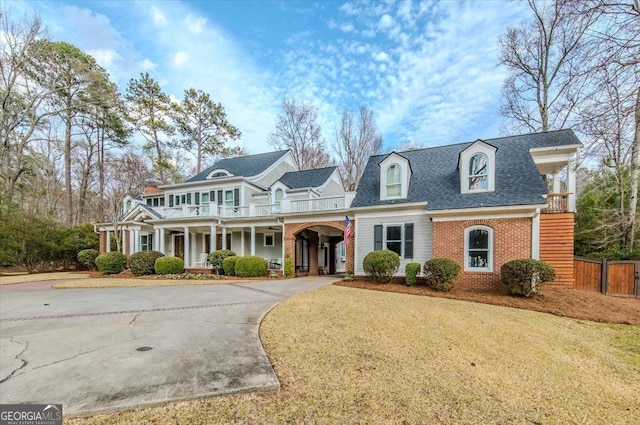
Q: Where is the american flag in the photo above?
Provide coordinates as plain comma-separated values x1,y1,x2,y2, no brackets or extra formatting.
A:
344,216,352,247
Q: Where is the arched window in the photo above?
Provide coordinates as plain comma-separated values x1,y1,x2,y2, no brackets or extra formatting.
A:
468,153,488,191
465,226,493,271
386,165,401,197
274,188,284,204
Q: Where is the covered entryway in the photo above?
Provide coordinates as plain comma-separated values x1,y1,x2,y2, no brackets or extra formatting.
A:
289,222,349,276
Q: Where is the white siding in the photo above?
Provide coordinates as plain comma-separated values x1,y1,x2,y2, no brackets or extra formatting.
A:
355,212,432,276
319,177,344,197
253,160,298,188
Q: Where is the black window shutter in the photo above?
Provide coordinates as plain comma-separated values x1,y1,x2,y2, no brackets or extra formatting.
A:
169,194,174,207
209,190,215,202
374,225,383,250
186,193,192,204
233,188,240,206
404,223,414,259
195,192,200,205
217,190,223,205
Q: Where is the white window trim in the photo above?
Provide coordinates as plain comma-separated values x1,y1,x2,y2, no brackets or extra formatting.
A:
467,153,489,193
264,233,275,247
460,141,496,194
224,190,234,207
464,225,493,272
382,222,406,258
379,153,411,201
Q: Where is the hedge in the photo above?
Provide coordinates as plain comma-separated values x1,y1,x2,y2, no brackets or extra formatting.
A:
222,256,239,276
423,258,461,291
363,250,400,283
129,250,164,276
95,252,127,275
405,262,421,286
77,249,99,271
155,256,184,275
208,250,236,274
235,255,267,277
501,259,556,297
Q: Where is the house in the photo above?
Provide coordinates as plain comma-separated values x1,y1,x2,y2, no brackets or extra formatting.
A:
97,129,579,290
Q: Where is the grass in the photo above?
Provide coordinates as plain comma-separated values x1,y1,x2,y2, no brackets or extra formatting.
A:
0,272,89,285
52,277,229,289
69,285,640,425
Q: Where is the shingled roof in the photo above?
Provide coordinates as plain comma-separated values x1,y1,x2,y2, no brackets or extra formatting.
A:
185,150,290,182
278,167,337,189
351,129,581,211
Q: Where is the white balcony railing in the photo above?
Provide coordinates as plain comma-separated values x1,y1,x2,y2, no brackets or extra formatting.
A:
153,195,351,219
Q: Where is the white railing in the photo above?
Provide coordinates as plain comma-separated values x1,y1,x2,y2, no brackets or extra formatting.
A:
155,196,350,219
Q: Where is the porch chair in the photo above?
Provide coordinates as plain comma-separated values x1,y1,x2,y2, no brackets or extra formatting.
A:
194,252,210,268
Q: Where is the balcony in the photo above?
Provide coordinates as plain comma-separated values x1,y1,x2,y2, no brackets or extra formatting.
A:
543,193,570,213
155,194,353,219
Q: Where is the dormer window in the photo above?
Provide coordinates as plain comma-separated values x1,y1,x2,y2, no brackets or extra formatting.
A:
274,188,284,204
459,140,496,194
386,165,401,197
206,168,232,179
468,153,488,191
379,152,411,201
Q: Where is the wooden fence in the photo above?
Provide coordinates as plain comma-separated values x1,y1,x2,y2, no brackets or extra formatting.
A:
574,257,639,298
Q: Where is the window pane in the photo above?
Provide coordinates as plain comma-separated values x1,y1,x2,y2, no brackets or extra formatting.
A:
469,175,487,190
469,229,488,249
387,226,401,241
202,193,209,203
225,190,234,206
275,189,283,203
387,241,402,255
387,165,400,184
468,250,488,268
387,183,401,197
265,235,274,246
469,153,487,176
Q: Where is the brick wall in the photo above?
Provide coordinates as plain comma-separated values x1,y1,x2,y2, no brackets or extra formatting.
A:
432,218,532,291
99,231,107,253
284,220,354,275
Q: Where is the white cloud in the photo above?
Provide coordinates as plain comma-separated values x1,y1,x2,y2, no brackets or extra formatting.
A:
378,14,395,30
372,51,390,62
86,48,120,69
183,14,207,34
140,58,157,71
172,51,189,68
150,5,168,26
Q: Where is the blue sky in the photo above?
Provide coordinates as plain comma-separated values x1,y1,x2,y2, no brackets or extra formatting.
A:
14,0,530,154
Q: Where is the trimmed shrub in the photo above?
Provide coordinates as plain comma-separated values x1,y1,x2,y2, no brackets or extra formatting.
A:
77,249,99,271
129,250,164,276
423,258,461,291
235,255,267,277
95,252,127,275
223,255,239,276
284,250,295,277
363,250,400,283
501,259,556,297
208,250,236,274
405,262,421,286
155,256,184,275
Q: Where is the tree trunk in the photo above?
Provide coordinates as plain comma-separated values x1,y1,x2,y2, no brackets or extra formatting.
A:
628,87,640,252
65,101,73,227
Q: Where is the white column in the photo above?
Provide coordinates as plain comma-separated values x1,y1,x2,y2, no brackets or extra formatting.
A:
154,228,160,251
210,225,217,252
567,161,576,212
241,230,246,255
129,229,135,255
134,229,141,253
552,172,561,193
105,230,111,253
122,230,127,254
532,209,540,260
222,227,227,249
250,226,256,256
159,229,165,254
281,226,285,270
184,227,190,268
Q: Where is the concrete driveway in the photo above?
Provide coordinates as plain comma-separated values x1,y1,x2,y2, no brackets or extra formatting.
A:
0,277,334,415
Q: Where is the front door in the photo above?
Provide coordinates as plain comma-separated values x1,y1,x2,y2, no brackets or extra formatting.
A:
174,235,185,259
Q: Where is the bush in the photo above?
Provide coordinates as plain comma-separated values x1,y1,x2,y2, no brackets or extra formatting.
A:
95,252,127,275
77,249,99,271
501,259,556,297
423,258,461,291
284,250,295,277
363,250,400,283
155,256,184,275
129,250,164,276
208,250,236,274
235,255,267,277
405,262,421,286
223,256,239,276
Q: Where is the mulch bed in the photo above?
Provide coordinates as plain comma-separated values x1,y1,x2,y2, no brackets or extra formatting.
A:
335,279,640,326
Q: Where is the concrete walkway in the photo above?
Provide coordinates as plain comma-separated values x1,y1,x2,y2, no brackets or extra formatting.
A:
0,277,334,416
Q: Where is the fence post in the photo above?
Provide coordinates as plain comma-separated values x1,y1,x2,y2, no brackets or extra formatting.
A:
601,258,608,295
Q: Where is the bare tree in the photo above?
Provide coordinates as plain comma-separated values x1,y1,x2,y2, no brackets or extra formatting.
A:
333,106,382,190
268,98,332,169
498,0,601,134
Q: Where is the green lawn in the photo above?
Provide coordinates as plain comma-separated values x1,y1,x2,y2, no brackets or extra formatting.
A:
70,285,640,424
